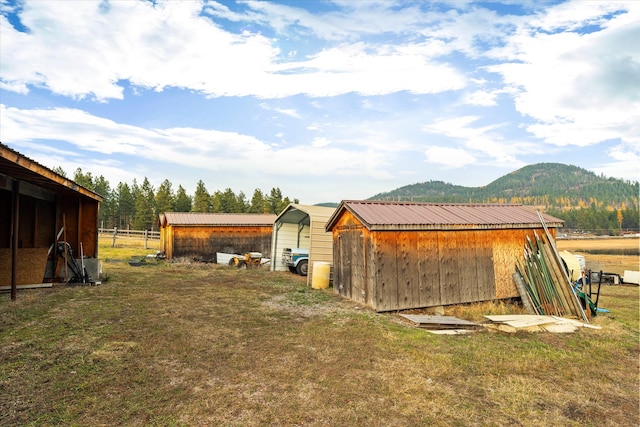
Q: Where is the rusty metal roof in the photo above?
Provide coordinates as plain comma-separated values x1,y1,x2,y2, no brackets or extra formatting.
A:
325,200,564,231
159,212,276,227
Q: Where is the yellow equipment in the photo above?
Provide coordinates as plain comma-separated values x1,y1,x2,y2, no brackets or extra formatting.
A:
228,252,264,269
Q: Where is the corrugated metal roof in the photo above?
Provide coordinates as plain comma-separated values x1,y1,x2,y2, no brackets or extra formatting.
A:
325,200,564,231
160,212,276,226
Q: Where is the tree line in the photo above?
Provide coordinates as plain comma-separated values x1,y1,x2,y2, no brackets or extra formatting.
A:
62,168,298,231
61,166,638,236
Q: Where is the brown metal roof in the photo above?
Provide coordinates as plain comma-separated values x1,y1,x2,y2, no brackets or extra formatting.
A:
0,142,103,201
325,200,564,231
160,212,276,227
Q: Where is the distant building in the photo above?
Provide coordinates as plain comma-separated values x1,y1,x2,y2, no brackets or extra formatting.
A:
158,212,276,262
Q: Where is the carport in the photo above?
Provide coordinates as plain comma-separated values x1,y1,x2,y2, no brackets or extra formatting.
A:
270,204,336,286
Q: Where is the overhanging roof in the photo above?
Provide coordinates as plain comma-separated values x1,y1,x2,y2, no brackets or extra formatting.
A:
0,142,103,201
326,200,564,232
275,203,337,226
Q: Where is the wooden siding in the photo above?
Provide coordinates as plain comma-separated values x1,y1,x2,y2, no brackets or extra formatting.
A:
163,225,273,261
307,218,331,287
332,209,557,312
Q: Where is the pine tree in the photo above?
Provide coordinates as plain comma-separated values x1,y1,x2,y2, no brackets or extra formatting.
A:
134,177,156,230
267,187,283,214
73,168,94,190
249,189,267,213
94,175,114,228
174,185,192,212
155,179,175,215
115,182,135,229
192,180,210,212
52,166,67,177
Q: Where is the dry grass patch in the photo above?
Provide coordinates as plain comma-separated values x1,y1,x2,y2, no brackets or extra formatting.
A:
557,238,639,275
1,246,638,426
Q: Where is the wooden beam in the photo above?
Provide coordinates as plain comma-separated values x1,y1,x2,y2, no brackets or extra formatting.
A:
1,283,53,291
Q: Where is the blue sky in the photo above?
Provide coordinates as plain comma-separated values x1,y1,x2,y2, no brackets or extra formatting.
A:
1,0,638,204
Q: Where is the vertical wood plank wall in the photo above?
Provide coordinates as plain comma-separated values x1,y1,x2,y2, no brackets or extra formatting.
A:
168,225,273,261
331,212,555,312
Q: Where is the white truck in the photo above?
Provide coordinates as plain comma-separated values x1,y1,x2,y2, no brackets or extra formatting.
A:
281,247,309,276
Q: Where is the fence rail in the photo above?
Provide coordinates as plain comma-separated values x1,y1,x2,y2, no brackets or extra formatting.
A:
98,228,161,249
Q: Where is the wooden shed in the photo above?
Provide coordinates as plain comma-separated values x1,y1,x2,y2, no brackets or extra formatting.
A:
158,212,276,262
325,200,564,312
270,204,336,285
1,143,103,299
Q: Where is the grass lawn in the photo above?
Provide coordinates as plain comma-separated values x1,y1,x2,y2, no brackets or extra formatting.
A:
1,244,638,426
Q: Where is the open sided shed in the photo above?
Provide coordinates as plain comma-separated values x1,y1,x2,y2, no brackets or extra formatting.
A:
1,143,103,299
270,204,336,285
325,200,564,312
158,212,276,262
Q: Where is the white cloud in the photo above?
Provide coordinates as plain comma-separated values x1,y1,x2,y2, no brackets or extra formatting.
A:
421,115,534,167
424,146,476,168
0,1,467,101
462,90,498,106
310,137,331,148
591,142,640,183
487,2,640,147
0,104,392,180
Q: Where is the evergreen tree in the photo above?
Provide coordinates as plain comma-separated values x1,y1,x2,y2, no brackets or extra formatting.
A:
249,189,267,213
174,185,192,212
93,175,113,228
236,191,248,213
155,179,176,214
211,188,247,213
115,182,135,229
210,190,223,213
267,187,283,214
192,180,210,212
52,166,67,177
73,168,94,190
134,177,156,230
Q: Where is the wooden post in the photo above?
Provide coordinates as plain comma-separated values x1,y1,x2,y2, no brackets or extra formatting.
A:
144,229,148,250
112,227,117,248
11,180,20,301
63,214,68,284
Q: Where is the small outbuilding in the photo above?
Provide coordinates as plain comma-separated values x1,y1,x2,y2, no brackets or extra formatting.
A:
325,200,564,312
270,204,336,285
158,212,276,262
1,143,103,298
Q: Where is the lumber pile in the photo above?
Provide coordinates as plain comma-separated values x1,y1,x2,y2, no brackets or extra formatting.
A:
483,315,600,333
515,230,588,323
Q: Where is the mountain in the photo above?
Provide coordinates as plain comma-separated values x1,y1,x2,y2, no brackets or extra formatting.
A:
369,163,639,211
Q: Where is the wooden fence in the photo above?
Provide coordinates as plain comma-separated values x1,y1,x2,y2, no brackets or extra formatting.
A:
98,228,161,250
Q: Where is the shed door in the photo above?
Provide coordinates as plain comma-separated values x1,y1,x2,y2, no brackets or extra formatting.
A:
336,227,366,304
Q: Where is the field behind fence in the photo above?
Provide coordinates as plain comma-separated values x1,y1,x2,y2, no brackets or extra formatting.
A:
98,228,161,250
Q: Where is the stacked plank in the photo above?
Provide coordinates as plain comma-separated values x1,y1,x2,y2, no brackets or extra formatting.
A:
515,231,588,323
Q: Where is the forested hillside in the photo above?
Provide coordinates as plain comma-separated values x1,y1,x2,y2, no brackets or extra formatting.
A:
370,163,639,235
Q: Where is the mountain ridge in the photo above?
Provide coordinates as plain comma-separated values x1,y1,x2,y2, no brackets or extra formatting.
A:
368,163,639,210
